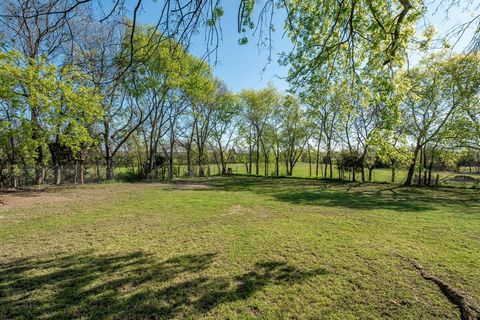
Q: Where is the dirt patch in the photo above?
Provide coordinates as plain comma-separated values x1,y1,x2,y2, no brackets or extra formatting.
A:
224,204,246,216
0,182,211,212
0,184,138,211
0,188,72,210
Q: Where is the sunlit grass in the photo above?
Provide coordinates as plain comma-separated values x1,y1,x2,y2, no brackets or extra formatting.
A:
1,176,479,319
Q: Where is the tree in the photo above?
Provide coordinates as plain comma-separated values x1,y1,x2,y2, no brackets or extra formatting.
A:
403,53,480,186
239,85,280,176
210,82,237,175
279,95,309,176
0,50,102,186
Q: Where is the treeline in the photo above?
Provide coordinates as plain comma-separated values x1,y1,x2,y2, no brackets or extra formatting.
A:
0,2,479,188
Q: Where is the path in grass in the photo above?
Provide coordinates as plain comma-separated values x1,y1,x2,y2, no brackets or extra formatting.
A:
0,177,479,319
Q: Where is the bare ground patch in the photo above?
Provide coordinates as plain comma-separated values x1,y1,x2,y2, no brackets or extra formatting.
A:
0,182,173,212
0,187,72,210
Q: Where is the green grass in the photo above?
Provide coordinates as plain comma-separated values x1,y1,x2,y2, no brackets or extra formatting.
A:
1,177,479,319
167,162,480,186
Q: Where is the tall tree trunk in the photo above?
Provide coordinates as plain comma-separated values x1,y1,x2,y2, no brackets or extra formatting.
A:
106,157,114,180
427,150,435,186
360,153,366,182
423,145,428,185
275,153,279,176
391,160,396,183
34,145,45,185
96,158,101,181
9,165,18,189
263,143,268,176
308,145,312,177
255,139,260,176
329,156,333,179
169,137,175,180
53,164,61,185
315,136,321,177
187,145,192,177
73,161,78,185
417,146,423,186
248,135,252,175
219,146,226,175
405,144,421,186
206,153,210,177
198,147,204,177
79,161,85,184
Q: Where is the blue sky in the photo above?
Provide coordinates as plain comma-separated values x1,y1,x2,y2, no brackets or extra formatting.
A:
131,0,291,93
131,1,477,93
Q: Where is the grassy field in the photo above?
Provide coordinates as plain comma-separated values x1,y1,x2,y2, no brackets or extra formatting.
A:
173,162,479,186
1,177,479,319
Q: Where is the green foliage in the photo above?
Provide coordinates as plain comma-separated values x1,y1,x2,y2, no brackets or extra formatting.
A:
0,50,102,165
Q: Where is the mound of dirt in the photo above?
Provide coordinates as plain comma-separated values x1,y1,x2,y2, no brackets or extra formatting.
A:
447,175,479,183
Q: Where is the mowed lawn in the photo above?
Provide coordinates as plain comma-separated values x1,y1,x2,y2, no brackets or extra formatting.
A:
173,163,480,185
0,177,479,319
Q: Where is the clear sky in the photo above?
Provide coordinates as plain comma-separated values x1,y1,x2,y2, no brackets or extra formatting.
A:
131,1,477,93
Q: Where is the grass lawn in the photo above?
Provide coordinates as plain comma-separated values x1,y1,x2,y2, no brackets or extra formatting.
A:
1,177,479,319
171,162,480,186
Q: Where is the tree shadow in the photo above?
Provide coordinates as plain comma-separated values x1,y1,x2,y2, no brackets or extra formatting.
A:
194,176,480,213
0,251,327,319
271,189,433,212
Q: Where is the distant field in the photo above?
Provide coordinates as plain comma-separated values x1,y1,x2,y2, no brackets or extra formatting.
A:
1,176,479,319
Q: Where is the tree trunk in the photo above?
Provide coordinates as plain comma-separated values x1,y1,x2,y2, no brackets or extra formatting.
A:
219,147,226,175
423,145,428,185
255,140,260,176
417,146,423,186
427,149,435,186
96,159,101,181
404,144,421,186
34,145,45,185
308,145,312,177
79,161,85,184
9,165,18,189
54,164,61,185
187,145,192,177
329,157,333,179
248,139,252,175
198,145,204,177
391,160,396,183
169,139,174,180
73,161,78,185
263,144,268,176
106,157,114,180
360,153,366,182
315,137,321,177
275,155,279,177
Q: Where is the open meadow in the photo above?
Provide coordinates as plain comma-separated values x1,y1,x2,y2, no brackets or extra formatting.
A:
1,176,479,319
1,1,480,319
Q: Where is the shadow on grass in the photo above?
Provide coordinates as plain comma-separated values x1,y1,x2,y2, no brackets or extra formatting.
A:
271,189,432,211
195,176,480,213
0,251,326,319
